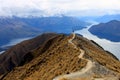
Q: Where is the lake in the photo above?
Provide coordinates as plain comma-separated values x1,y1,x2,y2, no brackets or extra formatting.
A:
75,24,120,59
0,37,32,54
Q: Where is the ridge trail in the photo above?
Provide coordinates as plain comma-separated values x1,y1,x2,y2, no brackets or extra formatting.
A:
53,33,94,80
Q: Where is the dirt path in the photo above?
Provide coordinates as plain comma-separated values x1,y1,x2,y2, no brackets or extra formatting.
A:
53,33,119,80
68,33,77,49
53,33,94,80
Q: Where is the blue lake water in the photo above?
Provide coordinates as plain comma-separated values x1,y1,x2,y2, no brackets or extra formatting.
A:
0,37,32,54
75,24,120,60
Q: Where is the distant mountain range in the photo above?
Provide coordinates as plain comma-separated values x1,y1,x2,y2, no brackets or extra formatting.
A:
89,20,120,42
79,14,120,23
0,16,89,46
17,16,89,32
95,14,120,22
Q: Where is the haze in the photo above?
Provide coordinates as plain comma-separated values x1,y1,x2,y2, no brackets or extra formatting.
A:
0,0,120,17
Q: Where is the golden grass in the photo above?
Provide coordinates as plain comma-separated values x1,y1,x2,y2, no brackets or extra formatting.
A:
3,34,120,80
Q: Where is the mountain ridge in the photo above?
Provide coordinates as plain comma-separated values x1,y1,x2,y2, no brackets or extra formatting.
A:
0,33,120,80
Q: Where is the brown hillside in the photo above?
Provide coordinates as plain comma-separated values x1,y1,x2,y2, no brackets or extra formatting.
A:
0,33,59,75
0,33,120,80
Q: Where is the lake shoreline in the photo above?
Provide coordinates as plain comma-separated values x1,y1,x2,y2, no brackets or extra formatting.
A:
75,24,120,59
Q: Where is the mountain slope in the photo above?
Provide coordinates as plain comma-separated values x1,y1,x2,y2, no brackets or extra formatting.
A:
0,33,120,80
16,16,89,33
0,33,58,75
0,18,41,46
0,16,88,46
89,20,120,42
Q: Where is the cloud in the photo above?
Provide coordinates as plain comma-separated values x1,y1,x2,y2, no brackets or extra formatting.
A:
0,0,120,17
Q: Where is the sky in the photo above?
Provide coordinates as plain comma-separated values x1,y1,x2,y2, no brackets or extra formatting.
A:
0,0,120,17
